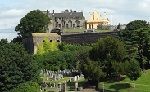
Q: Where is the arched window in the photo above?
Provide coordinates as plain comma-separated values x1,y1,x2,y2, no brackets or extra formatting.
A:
57,39,60,42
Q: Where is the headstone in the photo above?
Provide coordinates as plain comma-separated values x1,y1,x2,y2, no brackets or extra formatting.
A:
74,76,77,82
75,82,78,91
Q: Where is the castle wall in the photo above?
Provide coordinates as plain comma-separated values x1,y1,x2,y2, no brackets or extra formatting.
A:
24,32,118,54
61,31,118,44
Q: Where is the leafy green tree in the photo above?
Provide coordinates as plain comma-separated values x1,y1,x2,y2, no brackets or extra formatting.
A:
0,40,39,92
36,44,73,70
15,10,50,38
35,43,91,71
119,20,149,42
0,39,7,45
76,36,141,87
35,51,75,71
130,28,150,69
125,20,149,30
80,59,105,87
12,36,23,43
119,20,150,70
126,59,141,81
89,36,126,62
10,82,40,92
89,36,127,79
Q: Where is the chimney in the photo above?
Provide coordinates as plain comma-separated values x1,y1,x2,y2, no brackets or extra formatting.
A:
46,10,49,15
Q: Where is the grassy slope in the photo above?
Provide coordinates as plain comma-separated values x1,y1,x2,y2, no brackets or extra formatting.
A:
99,70,150,92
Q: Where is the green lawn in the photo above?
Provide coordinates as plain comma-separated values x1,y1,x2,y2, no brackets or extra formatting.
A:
63,28,85,33
95,29,111,33
63,28,111,33
99,70,150,92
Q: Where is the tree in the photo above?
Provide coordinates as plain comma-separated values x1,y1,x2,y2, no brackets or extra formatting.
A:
89,36,126,62
119,20,150,70
89,36,127,79
15,10,50,38
35,43,88,70
12,36,23,43
119,20,149,42
77,37,141,88
77,48,105,87
130,28,150,69
0,40,39,92
10,82,40,92
126,59,141,81
0,39,7,45
35,51,76,71
125,20,149,30
80,59,105,87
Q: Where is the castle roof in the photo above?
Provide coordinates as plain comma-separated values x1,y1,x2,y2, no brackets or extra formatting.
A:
49,11,84,19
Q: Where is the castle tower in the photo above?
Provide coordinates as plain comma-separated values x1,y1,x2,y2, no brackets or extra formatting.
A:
86,11,110,29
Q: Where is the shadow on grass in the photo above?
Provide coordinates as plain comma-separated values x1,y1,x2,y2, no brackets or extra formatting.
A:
109,83,130,92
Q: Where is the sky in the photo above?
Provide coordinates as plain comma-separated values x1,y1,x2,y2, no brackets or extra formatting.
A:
0,0,150,30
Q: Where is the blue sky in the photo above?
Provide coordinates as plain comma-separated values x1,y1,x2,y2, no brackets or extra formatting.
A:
0,0,150,29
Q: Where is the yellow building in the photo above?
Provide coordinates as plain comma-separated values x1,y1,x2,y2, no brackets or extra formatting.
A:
86,11,110,29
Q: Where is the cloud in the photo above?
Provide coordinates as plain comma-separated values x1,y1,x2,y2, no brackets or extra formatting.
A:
0,0,150,29
0,9,28,29
0,9,26,19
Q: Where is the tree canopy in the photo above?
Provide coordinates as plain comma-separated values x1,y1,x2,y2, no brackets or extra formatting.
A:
89,36,127,62
15,10,50,38
10,82,40,92
89,36,128,79
119,20,149,42
79,36,141,87
125,20,149,30
35,42,91,71
119,20,150,70
0,39,39,92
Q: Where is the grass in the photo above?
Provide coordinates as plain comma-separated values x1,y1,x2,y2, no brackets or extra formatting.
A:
63,28,111,33
63,28,85,33
95,29,111,33
98,70,150,92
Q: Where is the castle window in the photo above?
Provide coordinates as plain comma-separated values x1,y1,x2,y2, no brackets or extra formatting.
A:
58,24,61,28
57,39,60,42
66,24,69,28
73,24,75,28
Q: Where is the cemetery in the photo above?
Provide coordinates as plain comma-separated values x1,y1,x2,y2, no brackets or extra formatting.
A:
40,69,85,92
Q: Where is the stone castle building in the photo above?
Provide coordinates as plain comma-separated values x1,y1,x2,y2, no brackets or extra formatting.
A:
44,10,85,32
43,10,111,31
86,11,110,29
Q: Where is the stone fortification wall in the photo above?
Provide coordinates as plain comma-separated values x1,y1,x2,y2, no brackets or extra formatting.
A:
61,31,118,44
